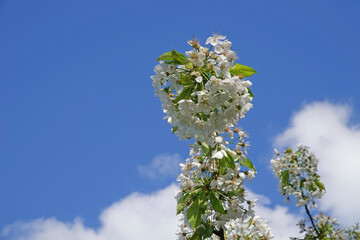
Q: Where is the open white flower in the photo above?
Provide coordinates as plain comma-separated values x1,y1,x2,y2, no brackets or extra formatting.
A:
211,149,229,160
195,76,203,83
206,33,226,46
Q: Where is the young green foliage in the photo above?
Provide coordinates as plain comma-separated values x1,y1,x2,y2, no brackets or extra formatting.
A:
209,191,225,214
229,64,257,78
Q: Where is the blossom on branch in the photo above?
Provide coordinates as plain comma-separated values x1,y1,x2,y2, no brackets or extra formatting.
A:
272,146,360,239
152,33,272,240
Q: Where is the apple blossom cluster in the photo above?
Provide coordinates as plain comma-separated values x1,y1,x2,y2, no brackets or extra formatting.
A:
291,214,360,240
271,145,326,208
152,34,273,240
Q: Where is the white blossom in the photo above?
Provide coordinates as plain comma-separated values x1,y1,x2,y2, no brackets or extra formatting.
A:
271,145,326,208
206,33,226,46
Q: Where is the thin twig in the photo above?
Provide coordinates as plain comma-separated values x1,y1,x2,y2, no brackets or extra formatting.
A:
305,204,320,237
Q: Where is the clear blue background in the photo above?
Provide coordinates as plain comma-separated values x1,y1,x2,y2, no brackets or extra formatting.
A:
1,0,360,229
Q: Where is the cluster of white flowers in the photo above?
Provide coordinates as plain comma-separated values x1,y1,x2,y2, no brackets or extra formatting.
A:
174,139,262,239
225,217,274,240
291,214,360,240
152,34,272,240
272,145,360,239
271,145,326,207
151,33,253,143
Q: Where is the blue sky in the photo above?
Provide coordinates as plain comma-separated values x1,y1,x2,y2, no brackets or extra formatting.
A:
1,0,360,239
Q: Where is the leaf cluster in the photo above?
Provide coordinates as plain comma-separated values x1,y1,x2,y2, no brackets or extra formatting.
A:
176,187,226,240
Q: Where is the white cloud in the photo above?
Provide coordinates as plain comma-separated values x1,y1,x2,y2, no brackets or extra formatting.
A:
247,191,301,240
1,184,179,240
137,153,182,179
1,183,301,240
274,101,360,225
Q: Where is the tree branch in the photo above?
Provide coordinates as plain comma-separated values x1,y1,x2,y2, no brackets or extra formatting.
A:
305,204,320,237
213,228,225,240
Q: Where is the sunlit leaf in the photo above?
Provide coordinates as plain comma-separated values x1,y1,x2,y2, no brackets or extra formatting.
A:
174,85,195,103
209,192,225,214
229,63,256,77
187,197,202,229
240,157,256,171
225,151,235,170
156,51,173,61
201,142,209,155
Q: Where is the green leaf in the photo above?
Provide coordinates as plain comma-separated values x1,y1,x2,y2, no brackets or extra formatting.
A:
284,147,293,154
201,225,214,238
190,224,213,240
247,87,254,98
225,151,235,170
189,229,201,240
171,126,178,134
201,142,209,155
314,179,326,191
172,50,189,64
177,189,201,215
180,75,193,86
229,64,257,78
174,85,195,103
227,188,245,197
177,192,190,204
156,50,189,64
156,51,173,61
198,192,208,210
248,216,254,227
185,62,194,70
176,203,184,215
187,197,202,229
280,170,290,186
240,157,256,171
209,191,225,214
177,192,190,214
218,158,226,176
